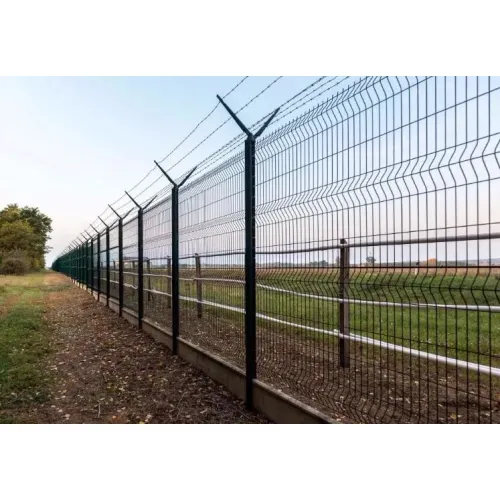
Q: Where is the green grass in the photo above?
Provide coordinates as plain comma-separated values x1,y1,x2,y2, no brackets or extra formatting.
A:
135,268,500,366
0,273,54,423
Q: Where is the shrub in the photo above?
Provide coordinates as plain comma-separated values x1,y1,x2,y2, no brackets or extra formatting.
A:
0,257,29,275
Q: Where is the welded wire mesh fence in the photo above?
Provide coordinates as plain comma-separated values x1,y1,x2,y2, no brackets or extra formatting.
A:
53,76,500,423
143,196,173,330
122,216,139,312
109,224,120,301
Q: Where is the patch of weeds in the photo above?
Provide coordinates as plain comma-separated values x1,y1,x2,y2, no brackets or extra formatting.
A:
0,292,52,421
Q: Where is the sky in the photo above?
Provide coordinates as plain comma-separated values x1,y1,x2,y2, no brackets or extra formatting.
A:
1,76,499,267
0,76,325,264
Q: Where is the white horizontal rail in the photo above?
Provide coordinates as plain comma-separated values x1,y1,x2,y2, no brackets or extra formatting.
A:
151,275,500,313
172,293,500,378
257,284,500,313
143,273,195,282
257,314,500,378
144,288,171,297
195,277,245,284
180,295,245,314
108,276,500,376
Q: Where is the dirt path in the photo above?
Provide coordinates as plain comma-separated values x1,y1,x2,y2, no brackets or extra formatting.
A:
27,274,267,424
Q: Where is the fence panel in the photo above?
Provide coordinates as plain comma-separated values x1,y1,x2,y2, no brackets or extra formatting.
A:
53,76,500,423
109,225,120,300
253,76,500,423
99,232,107,295
92,238,98,292
178,152,246,371
122,215,139,312
143,197,173,330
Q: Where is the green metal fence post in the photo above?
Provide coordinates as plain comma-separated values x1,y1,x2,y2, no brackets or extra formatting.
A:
98,217,111,306
217,95,279,410
154,161,198,355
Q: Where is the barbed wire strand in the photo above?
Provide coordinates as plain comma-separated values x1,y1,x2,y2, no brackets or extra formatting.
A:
183,77,351,182
161,76,284,175
60,76,352,256
63,76,339,250
157,76,249,164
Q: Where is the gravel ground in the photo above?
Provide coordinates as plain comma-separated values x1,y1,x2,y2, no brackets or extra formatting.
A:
21,274,267,424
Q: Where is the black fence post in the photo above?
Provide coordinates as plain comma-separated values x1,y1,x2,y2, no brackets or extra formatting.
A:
125,193,156,330
217,95,279,409
81,241,84,286
98,217,111,306
83,240,87,287
195,253,202,318
73,246,76,281
83,241,87,288
171,186,179,352
118,218,124,316
91,225,100,302
70,246,74,280
124,192,142,328
167,257,172,309
85,230,93,292
82,240,88,290
82,238,87,286
82,243,85,285
108,205,126,317
89,237,94,292
99,217,110,307
69,246,72,280
87,238,91,290
106,228,110,304
73,246,76,282
90,238,93,290
154,161,198,355
146,259,152,302
339,239,350,368
137,208,144,328
76,239,82,285
244,136,257,408
82,242,85,286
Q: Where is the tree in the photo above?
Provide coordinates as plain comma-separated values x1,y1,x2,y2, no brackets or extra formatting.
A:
366,255,377,265
19,206,52,267
0,204,52,271
309,260,329,268
0,220,35,252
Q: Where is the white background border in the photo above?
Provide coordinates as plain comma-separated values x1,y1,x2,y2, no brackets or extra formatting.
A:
1,1,499,498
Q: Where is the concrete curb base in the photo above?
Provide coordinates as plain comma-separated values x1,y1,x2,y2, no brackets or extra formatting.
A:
82,286,336,424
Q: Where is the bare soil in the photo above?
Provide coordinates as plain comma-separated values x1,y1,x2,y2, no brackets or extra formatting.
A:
16,274,267,424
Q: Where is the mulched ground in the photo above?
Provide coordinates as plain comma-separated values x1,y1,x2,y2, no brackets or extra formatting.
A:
21,274,267,424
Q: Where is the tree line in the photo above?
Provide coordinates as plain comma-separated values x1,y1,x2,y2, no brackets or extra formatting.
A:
0,204,52,274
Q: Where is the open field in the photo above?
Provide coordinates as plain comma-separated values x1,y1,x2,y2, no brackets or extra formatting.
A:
118,266,500,366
